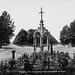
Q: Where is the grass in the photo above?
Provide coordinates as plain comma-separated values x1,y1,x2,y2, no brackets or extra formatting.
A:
0,44,75,62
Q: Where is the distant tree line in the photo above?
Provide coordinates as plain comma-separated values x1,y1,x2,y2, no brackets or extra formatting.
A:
13,29,58,46
60,20,75,47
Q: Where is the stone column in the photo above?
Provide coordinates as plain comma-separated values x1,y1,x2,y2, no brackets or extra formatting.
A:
42,37,44,51
11,50,15,60
40,36,43,51
51,42,53,55
33,38,35,51
38,37,39,47
48,45,50,51
34,38,36,52
35,38,37,51
40,36,42,50
48,37,50,51
47,37,49,51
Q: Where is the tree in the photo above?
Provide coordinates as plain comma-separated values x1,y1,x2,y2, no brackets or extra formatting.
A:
13,29,35,46
27,29,35,45
13,29,27,45
14,28,58,46
60,25,70,45
50,34,58,44
0,11,15,48
60,20,75,47
69,20,75,47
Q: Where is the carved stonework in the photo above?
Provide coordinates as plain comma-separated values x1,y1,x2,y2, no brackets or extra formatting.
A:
33,8,51,52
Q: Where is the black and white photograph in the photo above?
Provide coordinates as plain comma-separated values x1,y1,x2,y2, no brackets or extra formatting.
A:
0,0,75,75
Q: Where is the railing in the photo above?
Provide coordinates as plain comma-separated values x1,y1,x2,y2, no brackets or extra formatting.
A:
1,70,66,75
0,70,74,75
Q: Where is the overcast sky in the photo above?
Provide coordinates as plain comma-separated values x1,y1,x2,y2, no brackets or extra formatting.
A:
0,0,75,42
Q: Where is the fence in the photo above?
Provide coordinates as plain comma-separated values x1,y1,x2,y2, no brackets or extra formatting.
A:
0,70,74,75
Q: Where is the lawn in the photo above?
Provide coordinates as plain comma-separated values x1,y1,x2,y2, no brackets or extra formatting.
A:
0,44,75,62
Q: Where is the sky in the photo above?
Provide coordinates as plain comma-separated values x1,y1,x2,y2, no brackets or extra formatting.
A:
0,0,75,42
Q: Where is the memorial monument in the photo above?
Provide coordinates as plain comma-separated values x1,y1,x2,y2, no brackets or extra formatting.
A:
33,7,51,52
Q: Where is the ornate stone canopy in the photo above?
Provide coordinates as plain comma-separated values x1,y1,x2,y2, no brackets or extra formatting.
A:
33,7,50,52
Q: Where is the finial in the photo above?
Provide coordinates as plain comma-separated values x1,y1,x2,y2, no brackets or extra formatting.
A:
40,7,42,12
39,7,44,20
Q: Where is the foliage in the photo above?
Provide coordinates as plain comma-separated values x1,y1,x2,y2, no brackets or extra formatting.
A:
13,29,27,45
13,28,58,46
50,34,58,44
60,20,75,46
60,25,70,45
30,52,38,64
0,11,15,48
0,51,75,72
27,29,35,44
69,20,75,46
